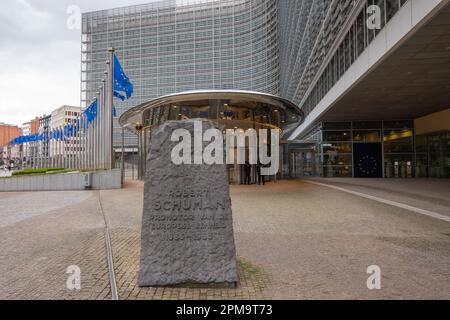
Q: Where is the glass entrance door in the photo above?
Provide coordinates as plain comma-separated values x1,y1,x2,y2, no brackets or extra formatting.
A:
289,150,315,178
353,143,383,178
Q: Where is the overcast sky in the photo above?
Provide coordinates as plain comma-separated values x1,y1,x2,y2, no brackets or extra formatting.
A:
0,0,156,126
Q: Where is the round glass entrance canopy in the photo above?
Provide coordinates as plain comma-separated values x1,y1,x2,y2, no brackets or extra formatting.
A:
119,90,304,140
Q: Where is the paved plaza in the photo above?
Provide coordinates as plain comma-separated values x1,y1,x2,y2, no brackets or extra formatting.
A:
0,179,449,300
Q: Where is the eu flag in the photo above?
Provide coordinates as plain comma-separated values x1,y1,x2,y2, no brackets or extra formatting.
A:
114,90,125,101
113,54,134,99
84,99,98,124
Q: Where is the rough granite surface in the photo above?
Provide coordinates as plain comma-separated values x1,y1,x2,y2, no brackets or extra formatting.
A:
138,119,239,287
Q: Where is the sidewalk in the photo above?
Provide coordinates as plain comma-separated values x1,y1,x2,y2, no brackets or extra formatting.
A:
305,178,450,218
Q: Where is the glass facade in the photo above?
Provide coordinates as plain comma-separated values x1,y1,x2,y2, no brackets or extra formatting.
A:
118,90,303,183
416,133,450,178
306,121,416,178
279,0,409,116
84,0,446,179
82,0,279,149
277,0,438,179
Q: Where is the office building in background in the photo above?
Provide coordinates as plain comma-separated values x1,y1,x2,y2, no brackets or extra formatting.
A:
83,0,450,178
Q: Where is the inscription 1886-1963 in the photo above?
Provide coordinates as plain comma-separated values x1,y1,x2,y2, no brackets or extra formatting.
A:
138,120,239,287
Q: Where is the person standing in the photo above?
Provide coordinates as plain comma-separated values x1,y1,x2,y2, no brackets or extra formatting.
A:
257,162,265,186
243,161,252,185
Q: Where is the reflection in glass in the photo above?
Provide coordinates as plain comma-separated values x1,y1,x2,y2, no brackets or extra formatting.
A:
353,130,381,142
322,142,352,154
323,131,351,142
383,129,414,153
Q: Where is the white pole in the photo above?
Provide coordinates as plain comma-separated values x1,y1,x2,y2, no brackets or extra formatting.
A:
102,72,107,170
90,108,94,170
78,115,82,169
25,143,28,169
83,114,87,170
98,86,103,170
58,129,61,168
107,48,115,170
61,126,65,169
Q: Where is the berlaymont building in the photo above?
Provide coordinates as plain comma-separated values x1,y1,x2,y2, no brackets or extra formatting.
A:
81,0,450,179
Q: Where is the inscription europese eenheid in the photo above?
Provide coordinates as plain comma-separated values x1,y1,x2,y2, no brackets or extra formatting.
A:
138,120,239,287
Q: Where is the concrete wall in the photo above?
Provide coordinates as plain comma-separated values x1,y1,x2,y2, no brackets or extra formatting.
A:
415,108,450,135
0,169,122,192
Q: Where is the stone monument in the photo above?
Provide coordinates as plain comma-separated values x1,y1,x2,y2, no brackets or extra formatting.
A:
138,119,239,287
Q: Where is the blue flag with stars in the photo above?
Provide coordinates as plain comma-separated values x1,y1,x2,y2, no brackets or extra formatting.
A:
84,99,98,124
113,53,134,99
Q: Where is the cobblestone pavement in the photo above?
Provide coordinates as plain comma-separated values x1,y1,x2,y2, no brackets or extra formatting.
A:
0,191,110,300
0,180,449,299
110,228,268,300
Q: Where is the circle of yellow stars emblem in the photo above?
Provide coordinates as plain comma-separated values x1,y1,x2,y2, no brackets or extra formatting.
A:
358,155,378,175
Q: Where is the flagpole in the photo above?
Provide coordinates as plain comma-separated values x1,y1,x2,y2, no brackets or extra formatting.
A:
39,139,43,169
108,47,115,170
49,133,52,169
50,136,53,169
57,128,61,168
100,84,105,170
58,126,61,168
31,141,34,169
83,114,87,170
55,130,58,168
91,102,95,170
81,115,84,170
84,114,88,170
68,128,72,169
25,142,27,169
52,134,55,168
99,84,104,170
47,131,53,168
121,126,125,185
93,97,97,169
39,139,42,169
87,102,91,169
35,141,38,169
87,113,91,170
104,65,110,170
45,135,48,168
79,115,82,170
87,109,91,170
68,129,71,169
34,141,36,169
77,115,80,169
61,126,63,168
99,77,108,169
98,81,103,169
61,126,65,169
38,140,40,168
56,127,59,168
71,127,74,169
92,110,96,170
87,113,90,170
105,64,110,170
